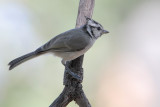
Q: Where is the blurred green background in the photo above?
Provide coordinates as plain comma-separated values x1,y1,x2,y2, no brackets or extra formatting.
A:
0,0,160,107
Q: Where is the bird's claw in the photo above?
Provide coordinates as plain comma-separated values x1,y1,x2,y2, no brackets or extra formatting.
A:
65,66,82,82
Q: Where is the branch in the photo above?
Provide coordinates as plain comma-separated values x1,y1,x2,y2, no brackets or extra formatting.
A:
49,0,95,106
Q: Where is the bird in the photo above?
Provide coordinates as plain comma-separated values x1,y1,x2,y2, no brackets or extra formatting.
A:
8,17,109,71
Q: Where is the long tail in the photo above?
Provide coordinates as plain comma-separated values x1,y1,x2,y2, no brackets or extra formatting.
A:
8,51,37,70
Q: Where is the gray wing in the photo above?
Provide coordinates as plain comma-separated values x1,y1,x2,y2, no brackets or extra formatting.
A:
36,28,91,53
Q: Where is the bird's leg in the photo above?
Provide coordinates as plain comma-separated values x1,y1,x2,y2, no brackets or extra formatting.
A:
65,66,81,81
62,60,82,82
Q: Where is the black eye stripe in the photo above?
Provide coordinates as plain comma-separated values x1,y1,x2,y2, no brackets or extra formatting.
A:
90,26,101,30
90,25,97,28
97,27,101,30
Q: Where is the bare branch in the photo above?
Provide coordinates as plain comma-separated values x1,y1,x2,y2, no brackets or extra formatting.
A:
49,0,95,106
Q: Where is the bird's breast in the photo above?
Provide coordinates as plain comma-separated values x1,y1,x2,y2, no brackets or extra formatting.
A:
54,39,95,61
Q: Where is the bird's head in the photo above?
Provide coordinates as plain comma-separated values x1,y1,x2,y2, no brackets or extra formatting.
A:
85,16,109,39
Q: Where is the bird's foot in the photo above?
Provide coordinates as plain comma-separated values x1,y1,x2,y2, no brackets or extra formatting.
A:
65,66,82,82
62,60,82,82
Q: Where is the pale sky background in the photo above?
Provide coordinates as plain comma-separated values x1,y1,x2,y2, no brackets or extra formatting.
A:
0,0,160,107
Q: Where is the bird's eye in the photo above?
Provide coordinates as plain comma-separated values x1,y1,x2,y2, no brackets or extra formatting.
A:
97,27,101,30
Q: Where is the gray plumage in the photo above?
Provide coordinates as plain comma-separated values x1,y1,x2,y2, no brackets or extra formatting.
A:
9,52,36,70
8,18,109,70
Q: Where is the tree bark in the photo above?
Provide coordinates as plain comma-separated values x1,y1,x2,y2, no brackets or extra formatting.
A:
49,0,95,107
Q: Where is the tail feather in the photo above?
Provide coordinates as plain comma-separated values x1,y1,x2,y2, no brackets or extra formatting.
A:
8,51,36,70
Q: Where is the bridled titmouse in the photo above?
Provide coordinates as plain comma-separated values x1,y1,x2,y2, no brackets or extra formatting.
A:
8,17,109,70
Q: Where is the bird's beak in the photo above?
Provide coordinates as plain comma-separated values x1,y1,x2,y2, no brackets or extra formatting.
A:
102,29,109,34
